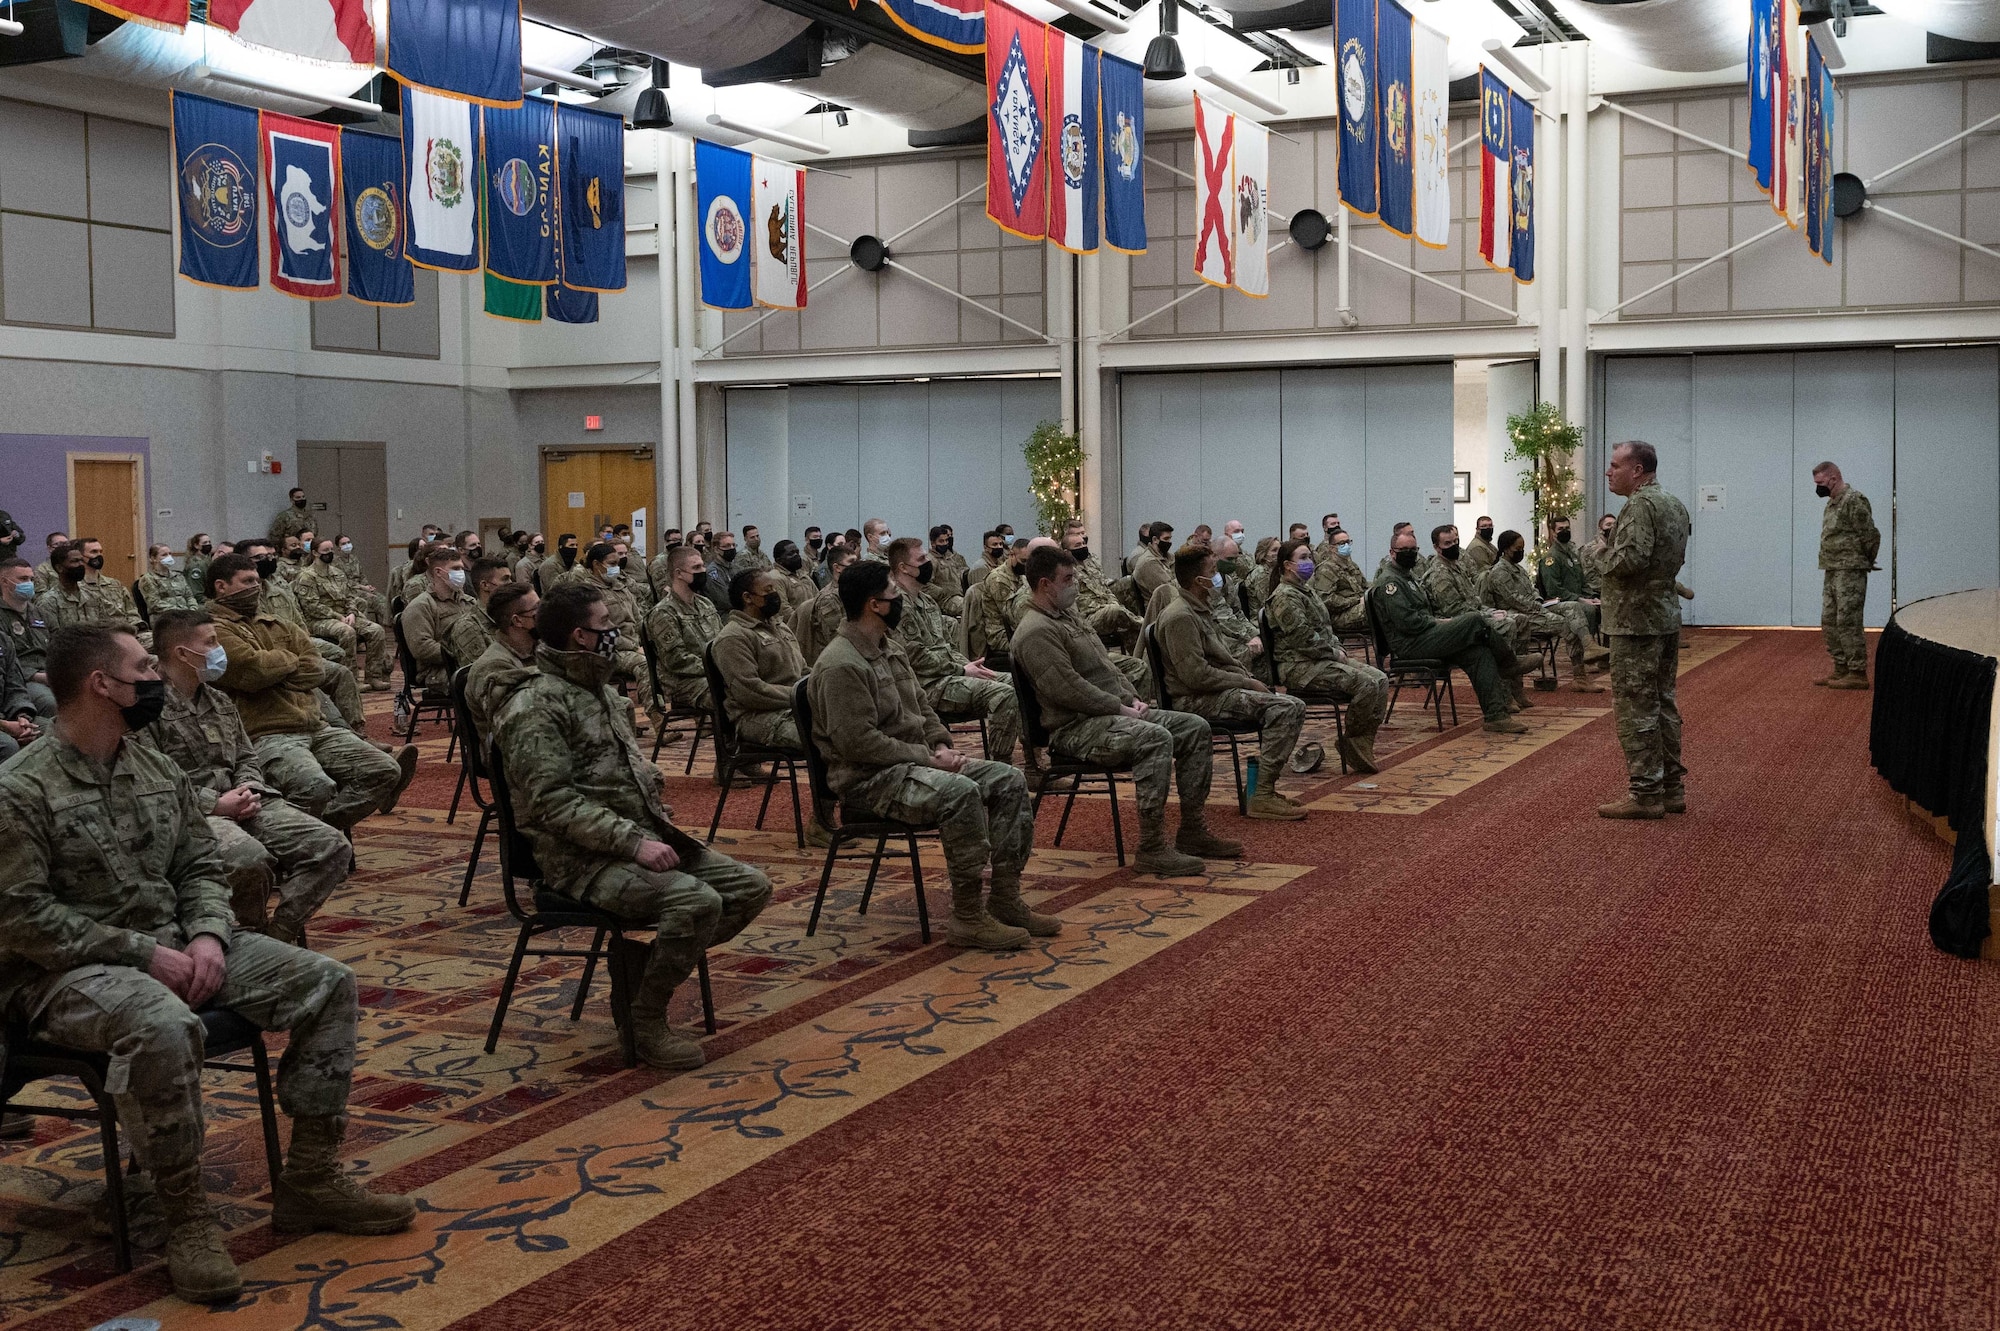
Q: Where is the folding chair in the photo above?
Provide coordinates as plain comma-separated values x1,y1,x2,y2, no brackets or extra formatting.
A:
1142,622,1255,814
794,679,935,943
388,598,451,740
1257,608,1351,775
702,644,804,846
1366,587,1458,730
1011,667,1129,865
445,666,496,905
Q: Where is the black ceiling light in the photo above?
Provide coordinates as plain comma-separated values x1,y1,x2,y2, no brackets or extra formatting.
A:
1795,0,1834,23
1289,208,1331,252
1832,171,1866,218
1143,0,1185,81
850,235,891,272
632,58,672,130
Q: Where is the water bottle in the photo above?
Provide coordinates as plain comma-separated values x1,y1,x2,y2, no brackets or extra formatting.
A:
1245,756,1259,792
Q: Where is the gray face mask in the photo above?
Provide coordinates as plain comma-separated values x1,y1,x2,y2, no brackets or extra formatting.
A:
1055,582,1080,610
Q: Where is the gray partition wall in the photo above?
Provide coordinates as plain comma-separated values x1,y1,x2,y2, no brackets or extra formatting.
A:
1120,363,1455,573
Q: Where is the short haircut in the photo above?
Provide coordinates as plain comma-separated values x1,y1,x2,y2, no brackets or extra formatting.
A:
675,542,706,569
582,541,614,568
1023,544,1076,591
1137,523,1152,540
1813,460,1837,474
1173,543,1213,588
727,568,763,609
1393,521,1413,533
47,624,138,704
929,524,951,542
886,536,924,570
151,608,213,653
423,544,461,571
804,525,822,536
984,529,1005,545
827,546,858,573
1497,529,1524,553
1476,515,1492,526
536,582,604,649
1430,524,1457,547
44,532,65,548
1010,537,1033,554
1322,513,1338,526
557,532,576,546
488,580,536,622
206,552,257,597
1150,521,1174,536
0,555,28,576
742,524,758,535
1063,519,1086,533
773,539,798,561
839,559,892,619
239,537,274,556
1329,527,1349,542
1616,440,1659,474
469,556,510,587
1277,537,1312,567
50,540,83,567
453,529,476,547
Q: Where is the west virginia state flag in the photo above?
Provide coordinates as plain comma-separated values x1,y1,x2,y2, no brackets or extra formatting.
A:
173,92,260,290
402,86,480,272
262,110,342,299
986,0,1048,241
482,96,557,285
1335,0,1377,217
387,0,522,107
340,128,414,306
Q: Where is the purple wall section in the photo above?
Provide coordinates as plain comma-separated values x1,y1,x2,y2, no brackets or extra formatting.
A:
0,435,154,552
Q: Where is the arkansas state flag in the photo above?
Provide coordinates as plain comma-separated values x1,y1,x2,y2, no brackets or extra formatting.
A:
1192,92,1234,290
173,92,260,290
387,0,522,107
986,0,1048,240
209,0,374,65
1477,68,1512,274
1508,92,1534,283
1045,28,1099,254
262,111,342,299
753,157,806,310
1100,52,1146,254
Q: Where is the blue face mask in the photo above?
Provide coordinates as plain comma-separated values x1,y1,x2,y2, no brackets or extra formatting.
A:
198,644,228,683
1210,571,1224,589
1335,543,1352,557
11,580,34,600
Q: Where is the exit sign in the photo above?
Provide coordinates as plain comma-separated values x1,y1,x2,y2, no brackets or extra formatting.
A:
584,415,603,431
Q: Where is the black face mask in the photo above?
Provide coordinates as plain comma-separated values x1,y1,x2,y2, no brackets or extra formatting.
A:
1156,539,1172,556
1506,548,1525,565
1393,548,1419,570
807,537,823,551
318,551,335,564
1556,529,1571,544
59,564,85,585
937,539,954,554
1073,545,1091,564
558,547,577,568
256,557,279,579
719,548,736,563
1440,544,1461,561
758,592,782,619
1814,483,1831,498
915,561,935,584
880,596,905,632
293,499,307,509
87,555,105,570
198,544,213,556
689,570,710,594
533,542,546,554
1477,528,1494,543
986,548,1004,563
778,551,803,572
117,677,168,731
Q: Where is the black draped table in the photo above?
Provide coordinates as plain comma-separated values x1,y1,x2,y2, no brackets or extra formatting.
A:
1870,589,2000,957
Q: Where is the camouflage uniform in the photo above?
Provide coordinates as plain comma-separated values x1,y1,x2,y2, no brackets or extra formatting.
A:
183,553,213,602
1155,586,1304,770
42,574,141,633
1535,538,1601,635
31,558,57,595
466,638,537,742
733,544,773,578
0,627,34,761
792,582,847,667
1012,602,1213,821
597,573,651,700
401,586,472,693
1370,559,1522,723
646,589,721,710
258,579,362,727
496,647,771,1014
0,733,358,1194
0,599,55,717
710,609,806,750
1601,480,1692,800
1129,549,1172,605
140,680,350,939
807,623,1032,899
977,561,1022,665
446,603,499,680
137,568,201,621
1464,534,1500,575
1075,553,1141,648
893,578,1021,763
1480,556,1595,669
1308,552,1371,634
1579,537,1609,597
1265,581,1388,740
931,547,971,601
1243,563,1274,614
1818,485,1880,679
269,502,315,545
773,565,819,616
299,559,391,686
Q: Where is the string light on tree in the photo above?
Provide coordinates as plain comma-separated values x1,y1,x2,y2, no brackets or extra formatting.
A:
1505,401,1584,539
1024,420,1085,536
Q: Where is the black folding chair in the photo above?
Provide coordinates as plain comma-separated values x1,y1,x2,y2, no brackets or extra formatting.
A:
388,597,452,740
131,580,149,627
1011,667,1128,865
446,666,496,905
1365,587,1458,730
703,644,804,846
793,679,935,943
1142,622,1254,814
484,742,715,1067
1257,608,1350,774
0,1009,284,1274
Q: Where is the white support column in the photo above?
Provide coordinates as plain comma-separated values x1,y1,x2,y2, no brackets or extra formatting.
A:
1537,56,1560,406
656,132,684,528
1563,41,1590,434
673,140,701,529
1079,249,1104,544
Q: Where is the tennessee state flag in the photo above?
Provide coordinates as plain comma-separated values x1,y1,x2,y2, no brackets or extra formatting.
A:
1477,68,1512,274
986,0,1048,240
1045,27,1100,254
262,110,343,299
1192,92,1234,289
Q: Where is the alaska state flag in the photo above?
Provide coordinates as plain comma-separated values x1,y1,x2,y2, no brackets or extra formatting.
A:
173,92,261,290
1335,0,1377,217
1100,52,1146,254
1508,91,1534,282
1375,0,1413,238
986,0,1048,240
340,128,414,306
387,0,522,107
1045,28,1099,254
1478,68,1511,273
695,138,753,310
878,0,982,54
262,110,342,299
557,103,626,292
483,96,557,284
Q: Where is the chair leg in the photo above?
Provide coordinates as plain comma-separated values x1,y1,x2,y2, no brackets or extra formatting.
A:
1385,678,1403,724
754,764,778,830
98,1102,132,1274
446,764,466,825
1054,777,1081,847
572,926,607,1021
485,922,536,1053
907,832,931,943
684,716,707,775
697,951,717,1034
248,1036,284,1191
858,834,888,915
707,758,732,844
1332,704,1349,775
1227,734,1246,815
805,834,843,936
785,762,805,849
458,808,491,907
444,726,458,766
1106,773,1126,865
606,929,636,1068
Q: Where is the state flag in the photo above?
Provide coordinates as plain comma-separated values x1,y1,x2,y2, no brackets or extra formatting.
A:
1411,17,1450,249
387,0,522,107
172,91,260,290
1192,92,1234,289
402,86,480,271
1804,33,1835,265
1335,0,1377,217
483,269,541,322
1100,51,1146,254
985,0,1048,240
1477,67,1512,274
1045,28,1099,254
73,0,185,30
262,110,342,299
1748,0,1797,216
1375,0,1413,238
208,0,374,65
547,282,599,324
1233,116,1269,298
482,95,557,285
556,103,626,292
694,139,751,310
877,0,983,54
1508,91,1535,283
752,156,806,310
340,128,414,306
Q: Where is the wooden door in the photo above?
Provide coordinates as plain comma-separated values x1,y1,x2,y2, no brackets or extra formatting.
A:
541,449,655,545
298,442,390,589
70,456,142,588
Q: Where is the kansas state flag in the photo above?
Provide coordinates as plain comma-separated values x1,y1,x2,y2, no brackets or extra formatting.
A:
1100,52,1145,254
1508,92,1534,282
340,129,414,306
986,0,1048,240
695,138,753,310
483,96,557,285
556,103,625,292
173,92,260,290
1375,0,1413,237
262,111,342,299
1335,0,1377,217
387,0,522,107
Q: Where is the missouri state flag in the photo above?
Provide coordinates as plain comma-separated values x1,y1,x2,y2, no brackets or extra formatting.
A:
482,95,558,285
1045,27,1099,254
1100,51,1146,254
387,0,522,107
1477,67,1512,274
340,128,414,306
986,0,1048,240
1335,0,1377,217
695,138,752,310
1192,92,1234,289
173,92,260,290
752,156,806,310
262,110,342,299
209,0,374,65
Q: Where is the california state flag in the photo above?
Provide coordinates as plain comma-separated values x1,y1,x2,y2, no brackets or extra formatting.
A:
752,157,806,310
1192,93,1235,289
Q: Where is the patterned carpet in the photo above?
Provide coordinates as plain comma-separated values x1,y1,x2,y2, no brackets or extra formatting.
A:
11,630,1938,1331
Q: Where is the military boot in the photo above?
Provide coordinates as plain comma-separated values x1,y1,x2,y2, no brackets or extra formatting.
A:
1583,642,1612,666
156,1167,242,1305
629,1015,706,1070
1483,715,1529,735
1135,813,1207,877
1174,809,1244,859
1569,670,1606,694
272,1115,417,1236
1662,787,1687,815
1812,669,1843,686
805,815,834,850
378,744,420,814
1244,763,1306,822
1826,672,1870,690
987,880,1061,937
1597,795,1665,820
945,877,1031,949
1337,733,1379,775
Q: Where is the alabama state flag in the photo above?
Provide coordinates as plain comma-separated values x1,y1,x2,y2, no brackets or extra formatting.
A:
986,0,1048,240
1192,92,1235,289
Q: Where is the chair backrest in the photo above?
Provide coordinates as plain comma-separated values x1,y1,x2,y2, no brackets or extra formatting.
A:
1363,586,1397,667
1258,608,1283,687
701,642,741,755
484,740,543,919
132,580,149,626
1236,578,1251,621
1009,661,1055,750
960,577,987,661
1141,622,1174,710
449,665,488,784
791,677,838,824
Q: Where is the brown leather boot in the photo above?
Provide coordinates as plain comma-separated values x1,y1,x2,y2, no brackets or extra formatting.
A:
1826,673,1870,690
1484,716,1529,735
378,744,419,814
1662,788,1687,814
987,881,1061,937
1135,813,1207,877
1812,670,1842,686
1597,795,1665,820
1569,673,1607,693
1337,733,1379,775
945,877,1031,949
1175,812,1244,858
156,1167,242,1305
272,1115,417,1236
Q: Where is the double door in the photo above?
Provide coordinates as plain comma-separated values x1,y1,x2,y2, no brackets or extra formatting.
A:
296,441,391,591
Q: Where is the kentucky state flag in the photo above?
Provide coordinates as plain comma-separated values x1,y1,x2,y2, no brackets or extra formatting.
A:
1508,91,1534,282
482,96,557,285
1374,0,1413,238
340,128,414,306
402,86,480,271
262,111,342,299
1100,52,1146,254
173,92,260,290
877,0,982,54
209,0,374,65
695,138,753,310
1045,27,1099,255
1335,0,1377,217
556,103,626,292
986,0,1048,241
1477,68,1511,274
752,156,806,310
387,0,522,107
